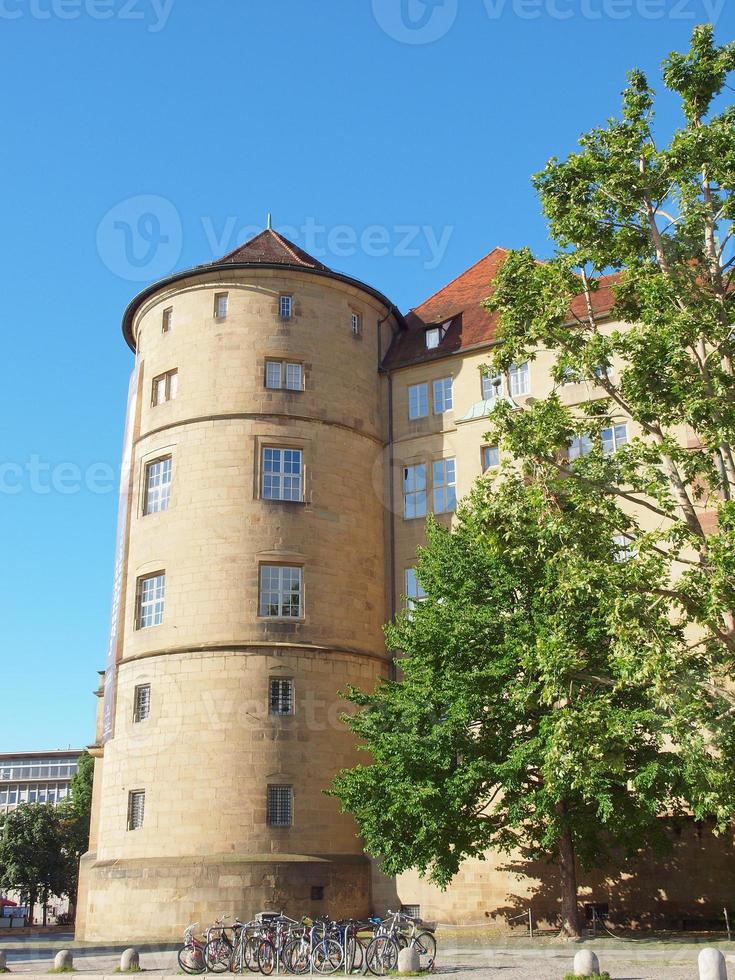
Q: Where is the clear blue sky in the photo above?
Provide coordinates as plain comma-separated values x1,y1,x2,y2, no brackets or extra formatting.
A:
0,1,732,752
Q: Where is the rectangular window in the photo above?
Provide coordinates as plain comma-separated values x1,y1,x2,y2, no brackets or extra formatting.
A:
569,435,594,460
601,423,628,455
432,458,457,514
162,307,173,333
481,371,503,400
403,464,427,520
425,327,441,349
509,361,530,397
135,573,166,629
134,684,151,723
144,457,172,514
482,446,500,471
214,293,229,319
613,534,637,561
351,312,362,336
285,363,303,390
269,678,294,716
594,364,612,380
561,367,580,385
279,295,293,319
408,383,429,421
433,377,453,414
152,370,177,406
262,447,303,502
259,565,303,618
265,361,303,391
127,790,145,831
267,785,293,827
405,568,427,610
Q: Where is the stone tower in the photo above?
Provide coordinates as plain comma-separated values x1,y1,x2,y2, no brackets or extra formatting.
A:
76,230,402,941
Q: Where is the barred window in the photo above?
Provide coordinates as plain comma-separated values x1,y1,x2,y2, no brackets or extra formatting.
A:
482,446,500,471
152,369,177,406
136,573,165,629
279,295,293,319
144,457,172,514
403,464,427,520
262,448,303,502
259,565,303,618
127,790,145,830
267,785,293,827
134,684,151,723
509,361,530,396
214,293,228,319
162,307,173,333
269,678,294,716
432,458,456,514
408,383,428,420
432,377,453,414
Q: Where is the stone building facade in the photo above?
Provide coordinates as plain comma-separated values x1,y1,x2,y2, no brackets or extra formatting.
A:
77,230,735,941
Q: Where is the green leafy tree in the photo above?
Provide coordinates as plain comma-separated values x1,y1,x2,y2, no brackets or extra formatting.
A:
0,804,68,926
58,751,95,912
484,26,735,677
331,478,735,938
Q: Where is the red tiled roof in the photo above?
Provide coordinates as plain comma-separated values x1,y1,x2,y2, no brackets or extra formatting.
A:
383,248,620,369
218,228,331,272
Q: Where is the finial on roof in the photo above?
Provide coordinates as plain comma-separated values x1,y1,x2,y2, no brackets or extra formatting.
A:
267,212,273,230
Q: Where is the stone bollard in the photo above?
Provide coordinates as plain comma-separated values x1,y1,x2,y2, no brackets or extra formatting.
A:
699,948,728,980
54,950,74,971
120,949,140,972
0,950,7,971
573,949,600,976
397,946,421,974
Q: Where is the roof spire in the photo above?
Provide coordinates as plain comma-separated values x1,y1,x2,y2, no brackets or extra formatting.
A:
267,212,273,230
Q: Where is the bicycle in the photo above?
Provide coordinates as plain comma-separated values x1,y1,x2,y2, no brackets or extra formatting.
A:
177,922,206,975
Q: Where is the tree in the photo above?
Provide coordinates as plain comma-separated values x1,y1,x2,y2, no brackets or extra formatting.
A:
0,804,68,926
484,26,735,679
58,751,94,912
331,478,735,938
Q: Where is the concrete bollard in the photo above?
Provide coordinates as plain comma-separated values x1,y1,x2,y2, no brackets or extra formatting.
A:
699,948,728,980
397,946,421,974
53,950,74,971
120,949,140,972
573,949,600,976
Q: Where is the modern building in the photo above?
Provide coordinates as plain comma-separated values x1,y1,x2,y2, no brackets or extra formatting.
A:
0,750,81,814
77,230,735,940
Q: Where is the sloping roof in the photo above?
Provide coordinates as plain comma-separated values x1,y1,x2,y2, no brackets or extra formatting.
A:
217,228,331,272
383,247,620,370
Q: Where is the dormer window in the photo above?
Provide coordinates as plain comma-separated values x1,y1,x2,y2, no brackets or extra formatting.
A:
425,320,451,350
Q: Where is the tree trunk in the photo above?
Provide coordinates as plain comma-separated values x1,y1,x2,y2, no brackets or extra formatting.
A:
556,801,581,940
42,886,48,927
28,886,37,927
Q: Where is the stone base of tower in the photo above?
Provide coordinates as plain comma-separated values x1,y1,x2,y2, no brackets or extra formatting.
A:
75,852,372,942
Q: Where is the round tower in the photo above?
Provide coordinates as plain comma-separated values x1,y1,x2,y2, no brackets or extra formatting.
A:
76,230,402,941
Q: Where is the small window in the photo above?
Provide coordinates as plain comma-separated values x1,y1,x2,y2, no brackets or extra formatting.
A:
432,458,457,514
569,435,593,460
433,377,453,414
127,790,145,831
162,307,173,333
259,565,303,618
262,447,303,502
481,371,503,400
405,568,427,610
265,360,303,391
408,383,429,421
613,534,637,561
594,364,612,380
311,886,325,901
403,464,427,520
601,423,628,455
351,312,362,337
144,457,172,515
267,785,293,827
152,370,177,406
509,361,530,397
482,446,500,471
135,572,165,629
214,293,229,319
270,678,294,716
561,366,580,386
425,327,441,350
279,295,293,320
134,684,151,723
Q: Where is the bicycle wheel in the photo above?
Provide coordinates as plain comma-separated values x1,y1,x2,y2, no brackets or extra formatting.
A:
177,944,205,975
313,938,343,975
345,936,365,974
412,931,436,969
257,939,277,976
366,936,399,977
204,937,233,973
282,937,311,975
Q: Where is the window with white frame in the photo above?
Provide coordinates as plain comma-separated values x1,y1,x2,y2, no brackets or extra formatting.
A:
594,364,613,380
433,458,457,514
561,366,580,385
433,377,453,414
269,678,294,716
162,307,173,333
482,446,500,471
144,457,172,515
508,361,530,396
134,684,151,723
481,371,503,400
568,434,594,460
408,383,429,420
214,292,229,319
135,573,165,629
259,565,303,618
267,784,293,827
601,423,628,455
127,790,145,830
403,464,427,519
404,568,427,610
262,447,303,502
613,534,637,561
279,295,293,319
265,360,303,391
425,327,441,349
351,312,362,337
152,370,177,406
